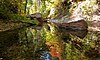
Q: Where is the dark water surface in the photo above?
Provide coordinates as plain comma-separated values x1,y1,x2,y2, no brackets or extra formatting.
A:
0,25,100,60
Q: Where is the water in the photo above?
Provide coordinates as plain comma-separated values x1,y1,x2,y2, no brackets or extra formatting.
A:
0,23,99,60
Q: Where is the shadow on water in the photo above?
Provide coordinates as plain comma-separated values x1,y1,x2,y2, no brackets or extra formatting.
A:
0,28,21,60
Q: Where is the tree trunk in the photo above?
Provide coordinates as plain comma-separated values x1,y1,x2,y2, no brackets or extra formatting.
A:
24,0,28,14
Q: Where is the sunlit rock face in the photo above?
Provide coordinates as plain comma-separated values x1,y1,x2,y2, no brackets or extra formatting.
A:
70,0,99,21
48,0,99,24
57,20,88,39
88,20,100,31
70,0,100,32
48,19,88,39
49,19,88,28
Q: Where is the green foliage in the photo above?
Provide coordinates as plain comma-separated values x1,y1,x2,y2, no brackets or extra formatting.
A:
0,0,72,19
64,31,99,60
0,0,29,20
10,14,25,20
18,26,47,59
0,8,11,19
0,0,19,20
26,0,72,18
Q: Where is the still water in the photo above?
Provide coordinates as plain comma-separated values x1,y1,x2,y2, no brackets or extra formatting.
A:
0,24,99,60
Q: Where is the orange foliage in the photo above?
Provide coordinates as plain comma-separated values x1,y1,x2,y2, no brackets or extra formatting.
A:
49,46,62,60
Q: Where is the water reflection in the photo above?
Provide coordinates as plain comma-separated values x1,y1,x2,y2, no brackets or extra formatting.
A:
0,23,99,60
